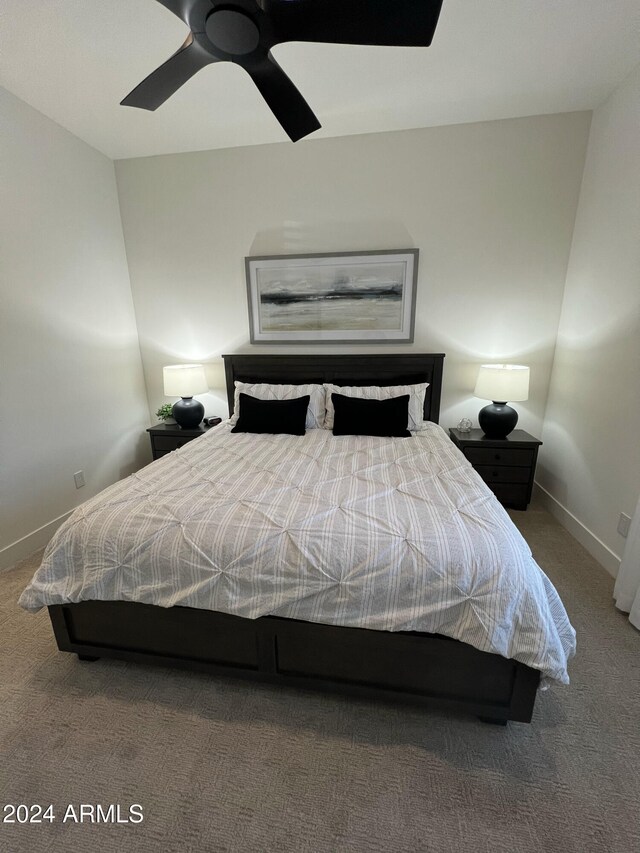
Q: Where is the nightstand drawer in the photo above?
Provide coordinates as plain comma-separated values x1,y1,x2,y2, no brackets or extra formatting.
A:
464,447,534,467
153,436,194,451
148,422,214,462
488,483,529,509
449,428,540,512
475,465,531,485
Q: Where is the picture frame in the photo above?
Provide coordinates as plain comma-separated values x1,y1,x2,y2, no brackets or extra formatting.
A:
245,249,419,344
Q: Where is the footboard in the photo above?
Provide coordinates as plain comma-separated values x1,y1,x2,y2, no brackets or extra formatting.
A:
48,601,540,724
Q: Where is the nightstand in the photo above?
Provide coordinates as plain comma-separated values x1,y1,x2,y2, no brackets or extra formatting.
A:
449,428,542,510
147,420,220,461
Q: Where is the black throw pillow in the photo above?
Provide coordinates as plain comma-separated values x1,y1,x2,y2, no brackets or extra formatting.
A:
331,393,411,437
231,393,310,436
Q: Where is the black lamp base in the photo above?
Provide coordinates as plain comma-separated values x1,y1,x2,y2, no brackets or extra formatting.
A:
478,402,518,439
172,397,204,429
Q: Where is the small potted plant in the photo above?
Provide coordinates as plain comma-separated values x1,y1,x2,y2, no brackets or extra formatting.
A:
156,403,176,424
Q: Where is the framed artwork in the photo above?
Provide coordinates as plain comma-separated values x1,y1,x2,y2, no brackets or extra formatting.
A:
245,249,418,344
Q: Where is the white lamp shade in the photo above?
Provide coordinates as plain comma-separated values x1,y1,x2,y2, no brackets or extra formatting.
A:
474,364,529,402
163,364,208,397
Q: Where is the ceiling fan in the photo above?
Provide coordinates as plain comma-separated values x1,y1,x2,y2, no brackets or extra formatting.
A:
121,0,444,142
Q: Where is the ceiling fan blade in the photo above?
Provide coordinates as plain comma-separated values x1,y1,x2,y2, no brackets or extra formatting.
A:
243,54,321,142
154,0,213,30
121,34,217,111
266,0,444,47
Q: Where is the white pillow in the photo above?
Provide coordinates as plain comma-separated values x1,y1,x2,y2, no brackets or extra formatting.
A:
231,382,326,429
323,382,429,432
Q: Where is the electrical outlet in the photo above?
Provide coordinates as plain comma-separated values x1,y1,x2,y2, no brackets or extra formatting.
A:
73,470,85,489
617,513,631,538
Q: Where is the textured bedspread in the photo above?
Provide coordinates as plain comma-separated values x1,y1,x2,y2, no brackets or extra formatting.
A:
19,422,576,684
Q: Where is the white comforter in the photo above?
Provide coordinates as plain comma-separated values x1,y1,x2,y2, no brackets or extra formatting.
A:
20,422,576,684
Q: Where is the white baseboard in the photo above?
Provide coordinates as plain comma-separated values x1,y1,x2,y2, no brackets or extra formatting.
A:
0,511,72,572
533,483,621,578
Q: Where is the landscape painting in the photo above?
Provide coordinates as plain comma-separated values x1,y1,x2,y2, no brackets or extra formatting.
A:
245,250,418,344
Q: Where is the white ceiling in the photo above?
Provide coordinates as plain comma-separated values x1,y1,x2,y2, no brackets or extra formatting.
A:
1,1,639,160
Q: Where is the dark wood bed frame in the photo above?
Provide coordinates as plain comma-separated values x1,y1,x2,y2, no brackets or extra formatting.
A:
48,353,540,725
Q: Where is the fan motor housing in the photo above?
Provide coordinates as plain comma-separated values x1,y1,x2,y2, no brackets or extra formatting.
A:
205,8,260,55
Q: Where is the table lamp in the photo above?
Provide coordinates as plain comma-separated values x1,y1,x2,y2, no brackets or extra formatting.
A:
474,364,530,439
163,364,208,428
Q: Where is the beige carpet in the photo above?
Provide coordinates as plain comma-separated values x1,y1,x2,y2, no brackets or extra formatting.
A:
1,502,639,853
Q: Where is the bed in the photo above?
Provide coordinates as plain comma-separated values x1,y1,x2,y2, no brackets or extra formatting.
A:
20,353,575,725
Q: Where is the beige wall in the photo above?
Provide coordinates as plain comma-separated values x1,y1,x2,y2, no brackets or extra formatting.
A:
0,88,151,569
538,64,640,574
115,112,591,438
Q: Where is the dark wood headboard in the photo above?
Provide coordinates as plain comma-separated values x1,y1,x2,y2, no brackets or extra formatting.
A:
222,353,445,423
